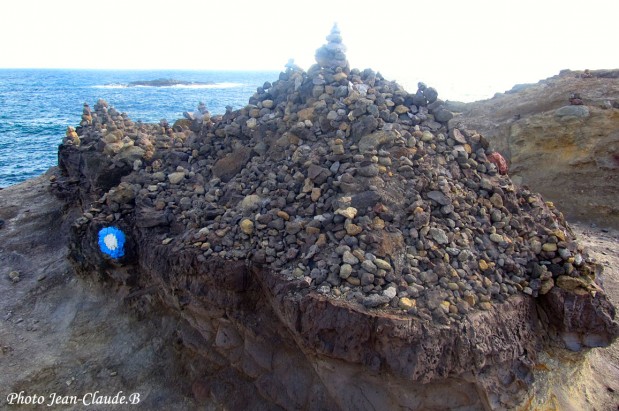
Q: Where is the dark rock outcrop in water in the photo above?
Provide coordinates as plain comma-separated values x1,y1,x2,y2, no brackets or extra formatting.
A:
54,26,619,410
125,78,215,87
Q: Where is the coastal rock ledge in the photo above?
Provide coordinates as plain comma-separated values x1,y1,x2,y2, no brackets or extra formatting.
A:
54,27,618,410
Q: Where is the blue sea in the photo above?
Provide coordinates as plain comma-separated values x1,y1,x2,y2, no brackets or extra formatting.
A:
0,69,278,187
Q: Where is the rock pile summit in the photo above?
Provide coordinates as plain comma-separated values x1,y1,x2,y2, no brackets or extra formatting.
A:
56,26,618,410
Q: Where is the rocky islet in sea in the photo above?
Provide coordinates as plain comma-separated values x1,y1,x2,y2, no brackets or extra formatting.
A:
54,25,618,409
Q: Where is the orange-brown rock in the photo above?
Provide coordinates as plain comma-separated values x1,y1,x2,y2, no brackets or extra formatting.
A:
451,69,619,228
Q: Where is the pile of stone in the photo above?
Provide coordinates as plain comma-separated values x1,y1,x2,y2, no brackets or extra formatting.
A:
61,25,600,325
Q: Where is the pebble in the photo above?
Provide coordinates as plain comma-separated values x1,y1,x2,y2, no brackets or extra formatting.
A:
335,207,357,219
479,302,493,311
383,287,397,299
429,228,449,245
8,271,20,283
342,250,359,265
345,220,363,236
339,264,353,279
542,243,558,252
373,258,392,271
399,297,416,310
168,171,185,184
362,294,390,308
361,260,378,274
489,233,504,243
240,219,254,235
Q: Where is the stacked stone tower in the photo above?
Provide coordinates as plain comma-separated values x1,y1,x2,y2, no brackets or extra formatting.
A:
315,23,350,73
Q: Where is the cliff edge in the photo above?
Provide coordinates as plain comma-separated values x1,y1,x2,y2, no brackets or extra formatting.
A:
450,69,619,228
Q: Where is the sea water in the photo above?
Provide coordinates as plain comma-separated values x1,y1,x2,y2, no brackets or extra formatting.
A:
0,68,498,188
0,69,278,187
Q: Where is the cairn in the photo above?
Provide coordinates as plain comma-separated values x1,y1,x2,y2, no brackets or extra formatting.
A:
63,27,604,325
315,23,350,73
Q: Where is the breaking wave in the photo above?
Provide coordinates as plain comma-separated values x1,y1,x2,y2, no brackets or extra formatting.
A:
92,82,244,89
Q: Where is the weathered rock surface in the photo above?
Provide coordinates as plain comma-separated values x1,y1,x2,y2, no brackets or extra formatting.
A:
0,174,206,410
451,69,619,228
50,30,619,410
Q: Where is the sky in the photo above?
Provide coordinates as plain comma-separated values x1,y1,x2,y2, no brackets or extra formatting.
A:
0,0,617,101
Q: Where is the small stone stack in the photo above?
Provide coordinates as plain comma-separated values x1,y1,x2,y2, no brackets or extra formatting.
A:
64,126,80,146
62,27,604,326
315,23,349,73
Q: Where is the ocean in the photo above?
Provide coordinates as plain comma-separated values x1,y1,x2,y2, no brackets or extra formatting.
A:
0,69,499,188
0,69,278,188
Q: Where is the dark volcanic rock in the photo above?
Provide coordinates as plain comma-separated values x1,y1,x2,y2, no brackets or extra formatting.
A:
54,29,619,411
212,146,253,182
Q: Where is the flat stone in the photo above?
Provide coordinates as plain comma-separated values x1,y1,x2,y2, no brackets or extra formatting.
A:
542,243,558,252
555,105,590,118
168,171,185,184
361,259,378,274
433,108,453,122
489,233,504,243
449,128,468,144
345,221,362,236
399,297,416,310
335,207,358,219
351,191,381,210
427,191,451,206
342,250,359,265
383,287,397,299
429,227,449,245
420,270,438,284
479,302,493,311
311,188,321,202
421,131,434,142
357,163,380,177
339,264,353,279
347,277,361,286
556,275,590,291
277,210,290,221
490,193,504,208
331,144,345,155
358,130,396,153
373,258,392,271
307,164,330,184
240,219,254,235
240,195,262,212
212,146,253,183
362,294,390,308
394,105,409,114
361,272,375,285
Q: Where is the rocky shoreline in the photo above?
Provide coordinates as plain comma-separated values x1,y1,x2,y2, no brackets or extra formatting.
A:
450,68,619,228
2,26,618,410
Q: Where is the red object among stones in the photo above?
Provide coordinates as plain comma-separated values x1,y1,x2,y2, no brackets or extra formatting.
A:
487,152,508,175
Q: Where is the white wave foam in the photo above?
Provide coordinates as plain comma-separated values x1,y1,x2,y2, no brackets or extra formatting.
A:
91,82,243,89
92,84,127,89
169,82,244,89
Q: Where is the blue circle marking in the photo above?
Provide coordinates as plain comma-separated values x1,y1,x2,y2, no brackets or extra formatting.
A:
98,227,126,258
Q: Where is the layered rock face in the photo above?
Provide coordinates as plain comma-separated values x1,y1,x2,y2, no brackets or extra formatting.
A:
55,28,619,410
450,69,619,228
